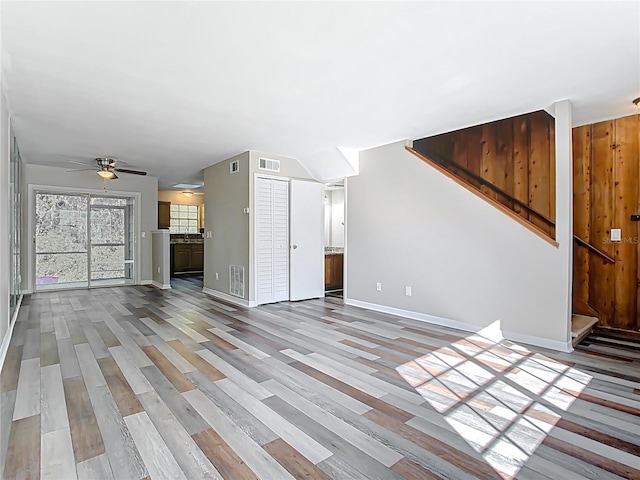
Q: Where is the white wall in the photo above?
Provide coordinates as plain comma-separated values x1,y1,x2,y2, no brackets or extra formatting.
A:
0,88,9,346
324,190,332,246
203,152,251,302
330,188,345,247
151,230,170,289
346,137,572,351
21,164,158,289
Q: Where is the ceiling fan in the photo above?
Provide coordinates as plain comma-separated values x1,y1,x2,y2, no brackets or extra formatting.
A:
67,157,147,180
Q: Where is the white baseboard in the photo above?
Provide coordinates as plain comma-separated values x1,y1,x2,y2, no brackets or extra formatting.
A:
344,298,482,334
151,281,171,290
502,330,573,353
202,287,256,308
344,297,573,353
0,294,23,371
140,279,153,286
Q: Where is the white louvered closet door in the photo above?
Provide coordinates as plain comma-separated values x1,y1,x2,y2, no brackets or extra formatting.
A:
256,177,289,305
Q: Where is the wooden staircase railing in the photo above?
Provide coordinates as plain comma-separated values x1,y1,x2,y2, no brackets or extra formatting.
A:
406,146,558,245
573,236,615,264
408,146,556,230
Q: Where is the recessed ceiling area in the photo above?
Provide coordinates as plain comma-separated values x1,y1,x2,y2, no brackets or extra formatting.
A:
1,1,638,188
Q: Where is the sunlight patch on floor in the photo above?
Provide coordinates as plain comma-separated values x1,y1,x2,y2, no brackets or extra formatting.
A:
397,321,592,479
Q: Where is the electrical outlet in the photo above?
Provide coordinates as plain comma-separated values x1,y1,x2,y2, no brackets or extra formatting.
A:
376,282,381,291
215,272,219,280
405,286,412,296
611,229,621,241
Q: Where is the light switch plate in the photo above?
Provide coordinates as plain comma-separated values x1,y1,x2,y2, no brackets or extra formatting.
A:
611,229,621,241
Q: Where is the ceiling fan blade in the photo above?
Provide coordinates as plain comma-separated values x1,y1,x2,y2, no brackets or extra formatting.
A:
66,168,97,172
114,168,147,176
66,160,95,167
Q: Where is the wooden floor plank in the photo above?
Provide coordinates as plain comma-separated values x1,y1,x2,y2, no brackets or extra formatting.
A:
13,357,41,420
41,427,77,480
108,345,153,395
192,428,260,480
263,438,332,480
0,345,23,392
124,411,188,480
391,457,445,480
57,337,82,379
3,415,40,480
75,454,115,480
97,356,144,417
141,345,195,393
0,390,16,475
63,376,106,463
40,363,69,434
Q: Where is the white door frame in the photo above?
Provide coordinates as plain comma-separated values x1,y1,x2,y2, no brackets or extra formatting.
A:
27,184,141,293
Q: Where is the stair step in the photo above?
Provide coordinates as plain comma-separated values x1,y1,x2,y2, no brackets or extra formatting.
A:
571,314,599,347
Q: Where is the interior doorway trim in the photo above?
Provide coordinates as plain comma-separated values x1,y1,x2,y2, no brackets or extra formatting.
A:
27,184,142,293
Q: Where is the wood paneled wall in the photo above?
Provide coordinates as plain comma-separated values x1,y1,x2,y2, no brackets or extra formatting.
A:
573,114,639,331
414,110,556,238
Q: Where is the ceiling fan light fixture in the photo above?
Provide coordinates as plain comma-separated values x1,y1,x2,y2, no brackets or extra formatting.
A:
633,97,640,109
97,169,116,179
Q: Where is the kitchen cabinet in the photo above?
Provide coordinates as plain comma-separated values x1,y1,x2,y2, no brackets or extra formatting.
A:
324,253,343,290
173,244,191,272
158,201,171,229
190,244,204,270
172,243,204,274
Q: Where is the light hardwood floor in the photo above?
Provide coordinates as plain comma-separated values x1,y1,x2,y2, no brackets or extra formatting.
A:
1,278,639,479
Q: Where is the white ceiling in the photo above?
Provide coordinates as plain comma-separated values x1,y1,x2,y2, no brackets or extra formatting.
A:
2,1,639,188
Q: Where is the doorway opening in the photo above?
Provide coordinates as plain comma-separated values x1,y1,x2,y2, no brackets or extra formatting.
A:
324,180,345,299
34,192,136,291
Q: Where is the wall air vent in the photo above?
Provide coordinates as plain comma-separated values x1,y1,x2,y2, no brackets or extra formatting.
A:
230,160,239,174
258,157,280,173
229,265,244,298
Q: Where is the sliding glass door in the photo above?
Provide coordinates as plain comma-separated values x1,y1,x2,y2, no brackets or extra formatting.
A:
90,196,135,285
35,192,135,291
35,193,89,289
